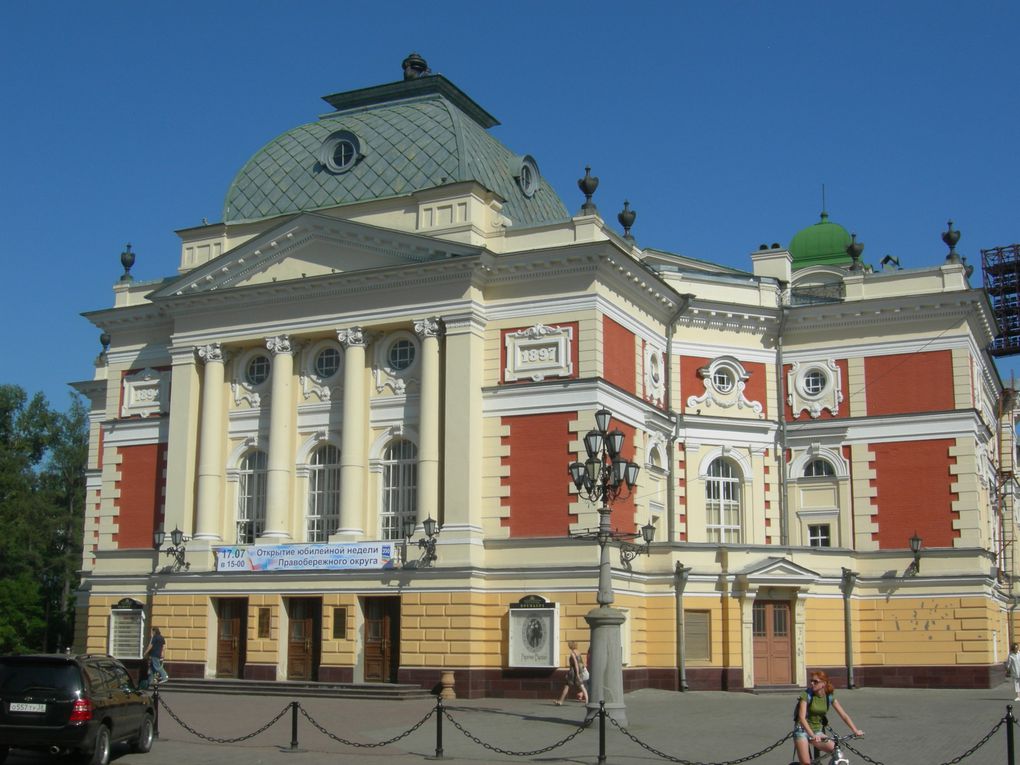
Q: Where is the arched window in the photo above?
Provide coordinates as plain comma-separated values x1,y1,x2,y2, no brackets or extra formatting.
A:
804,458,835,478
380,439,417,540
706,458,741,543
307,444,341,541
237,450,267,544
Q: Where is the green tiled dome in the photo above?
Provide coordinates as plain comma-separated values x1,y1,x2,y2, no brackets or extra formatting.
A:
223,78,568,226
788,212,852,269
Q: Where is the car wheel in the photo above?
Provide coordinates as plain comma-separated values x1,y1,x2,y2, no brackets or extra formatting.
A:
132,714,154,753
88,725,111,765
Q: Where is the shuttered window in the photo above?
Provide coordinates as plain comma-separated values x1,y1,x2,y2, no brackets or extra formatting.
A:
685,610,711,661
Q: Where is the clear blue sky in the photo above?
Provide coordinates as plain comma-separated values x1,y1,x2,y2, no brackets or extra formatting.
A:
4,1,1020,409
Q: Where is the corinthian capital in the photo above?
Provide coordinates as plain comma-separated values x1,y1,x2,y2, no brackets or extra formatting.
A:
337,327,367,349
414,317,443,340
196,343,224,363
265,335,293,355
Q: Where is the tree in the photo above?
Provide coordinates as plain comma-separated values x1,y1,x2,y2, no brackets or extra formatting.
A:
0,385,87,652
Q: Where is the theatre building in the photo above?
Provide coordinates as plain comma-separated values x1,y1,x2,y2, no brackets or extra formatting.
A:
73,53,1020,695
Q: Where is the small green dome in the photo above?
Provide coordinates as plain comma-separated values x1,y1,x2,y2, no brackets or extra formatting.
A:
788,211,852,269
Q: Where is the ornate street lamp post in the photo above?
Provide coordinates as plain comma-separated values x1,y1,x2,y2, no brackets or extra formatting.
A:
568,408,650,725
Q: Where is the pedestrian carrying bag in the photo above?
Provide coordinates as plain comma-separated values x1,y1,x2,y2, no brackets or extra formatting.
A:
580,665,590,682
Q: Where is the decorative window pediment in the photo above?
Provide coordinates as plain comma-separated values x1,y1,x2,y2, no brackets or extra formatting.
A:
504,324,573,382
787,360,843,418
687,356,763,418
373,330,420,395
300,339,344,401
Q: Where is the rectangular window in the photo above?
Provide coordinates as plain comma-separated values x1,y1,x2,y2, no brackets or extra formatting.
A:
109,610,145,659
258,607,271,639
808,524,831,547
685,610,711,661
332,607,347,640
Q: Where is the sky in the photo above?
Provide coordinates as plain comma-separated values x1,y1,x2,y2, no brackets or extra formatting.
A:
3,1,1020,408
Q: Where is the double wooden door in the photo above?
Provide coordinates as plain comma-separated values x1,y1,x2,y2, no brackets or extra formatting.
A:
287,598,321,681
216,598,247,678
364,597,400,683
752,600,793,686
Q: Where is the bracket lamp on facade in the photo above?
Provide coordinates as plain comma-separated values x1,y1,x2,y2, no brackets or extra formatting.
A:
404,515,440,568
154,526,190,572
619,522,656,570
905,532,923,577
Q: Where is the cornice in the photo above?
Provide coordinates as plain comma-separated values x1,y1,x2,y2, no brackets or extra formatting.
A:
785,408,991,444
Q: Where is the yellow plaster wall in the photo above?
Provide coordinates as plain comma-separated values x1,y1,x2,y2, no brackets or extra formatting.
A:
320,593,358,667
802,597,849,668
246,594,280,665
857,596,996,666
151,595,209,663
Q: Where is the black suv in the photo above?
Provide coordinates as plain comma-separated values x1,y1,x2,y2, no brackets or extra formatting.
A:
0,653,154,765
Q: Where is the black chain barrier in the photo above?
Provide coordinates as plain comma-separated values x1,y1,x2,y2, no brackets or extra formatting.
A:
157,695,291,744
441,704,595,757
604,708,793,765
298,702,435,748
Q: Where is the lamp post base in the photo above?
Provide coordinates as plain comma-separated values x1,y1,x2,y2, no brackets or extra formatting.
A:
585,605,627,727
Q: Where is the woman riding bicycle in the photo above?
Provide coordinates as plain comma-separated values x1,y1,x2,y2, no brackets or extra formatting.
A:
794,671,864,765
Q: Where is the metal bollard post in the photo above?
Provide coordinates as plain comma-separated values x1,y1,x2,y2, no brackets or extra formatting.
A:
152,685,160,739
290,701,300,751
1008,705,1015,765
597,699,606,765
434,696,445,759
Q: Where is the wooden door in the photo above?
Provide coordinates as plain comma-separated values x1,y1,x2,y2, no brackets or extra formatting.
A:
287,598,321,681
364,598,400,682
216,598,247,678
752,600,793,686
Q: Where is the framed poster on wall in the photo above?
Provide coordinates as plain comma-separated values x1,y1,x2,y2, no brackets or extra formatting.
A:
508,595,558,668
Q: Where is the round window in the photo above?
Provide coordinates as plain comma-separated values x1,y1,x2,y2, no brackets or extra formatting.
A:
517,155,540,198
803,369,827,396
388,339,416,371
649,352,661,384
319,130,361,174
246,355,271,386
315,347,341,379
712,368,733,393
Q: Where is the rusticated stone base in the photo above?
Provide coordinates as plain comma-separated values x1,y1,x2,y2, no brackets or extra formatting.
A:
243,663,277,681
163,661,205,679
318,666,354,683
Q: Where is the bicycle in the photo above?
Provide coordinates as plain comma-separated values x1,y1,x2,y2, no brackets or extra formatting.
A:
791,726,863,765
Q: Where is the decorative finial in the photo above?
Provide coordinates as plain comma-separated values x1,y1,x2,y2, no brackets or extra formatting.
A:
402,52,429,80
942,219,962,263
120,243,135,282
578,166,599,215
617,201,636,241
100,332,111,353
846,232,865,272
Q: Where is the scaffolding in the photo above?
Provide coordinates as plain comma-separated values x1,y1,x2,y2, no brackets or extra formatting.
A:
982,244,1020,357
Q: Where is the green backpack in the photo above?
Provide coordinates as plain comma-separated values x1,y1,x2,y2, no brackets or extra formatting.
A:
793,689,832,724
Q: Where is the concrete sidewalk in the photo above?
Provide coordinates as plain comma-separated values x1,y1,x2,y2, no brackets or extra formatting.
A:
8,682,1020,765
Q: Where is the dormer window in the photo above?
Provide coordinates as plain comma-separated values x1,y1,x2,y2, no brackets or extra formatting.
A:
319,130,362,174
517,155,540,198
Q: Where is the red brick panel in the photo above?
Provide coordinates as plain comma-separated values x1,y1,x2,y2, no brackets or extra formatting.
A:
602,317,635,394
742,361,768,418
871,439,959,549
501,413,576,537
114,443,167,549
865,351,954,416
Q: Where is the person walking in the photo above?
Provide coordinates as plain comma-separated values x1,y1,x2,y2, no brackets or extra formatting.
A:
1006,643,1020,701
554,640,589,705
143,626,170,685
793,671,863,765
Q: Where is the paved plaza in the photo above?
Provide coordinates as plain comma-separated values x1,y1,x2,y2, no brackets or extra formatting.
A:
7,682,1020,765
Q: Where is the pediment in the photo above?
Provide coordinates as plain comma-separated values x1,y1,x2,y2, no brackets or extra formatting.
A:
151,213,482,299
736,556,820,586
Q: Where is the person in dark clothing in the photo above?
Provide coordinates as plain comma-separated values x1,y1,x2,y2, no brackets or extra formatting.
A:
143,626,169,685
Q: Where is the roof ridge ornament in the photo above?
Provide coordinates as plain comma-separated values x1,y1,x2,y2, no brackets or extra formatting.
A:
578,166,599,215
402,52,430,80
943,219,962,263
618,200,636,241
846,233,864,272
120,243,135,282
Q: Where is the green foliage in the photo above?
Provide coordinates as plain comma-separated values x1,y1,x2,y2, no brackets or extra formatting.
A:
0,385,87,652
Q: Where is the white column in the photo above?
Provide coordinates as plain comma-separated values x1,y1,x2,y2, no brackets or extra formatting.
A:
194,343,225,541
414,317,442,527
262,335,294,540
337,327,367,539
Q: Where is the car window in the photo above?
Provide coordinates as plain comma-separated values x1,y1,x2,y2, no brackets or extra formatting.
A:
0,660,80,696
83,661,114,693
107,662,135,691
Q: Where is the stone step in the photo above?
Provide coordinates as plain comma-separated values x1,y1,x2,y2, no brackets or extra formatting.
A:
157,677,434,700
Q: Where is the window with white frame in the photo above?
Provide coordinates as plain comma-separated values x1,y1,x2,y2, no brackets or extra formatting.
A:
307,444,341,541
109,609,145,659
380,439,417,540
705,458,741,542
804,458,836,477
237,450,267,543
808,523,832,547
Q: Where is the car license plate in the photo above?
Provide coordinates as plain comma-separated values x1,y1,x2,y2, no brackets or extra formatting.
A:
9,702,46,713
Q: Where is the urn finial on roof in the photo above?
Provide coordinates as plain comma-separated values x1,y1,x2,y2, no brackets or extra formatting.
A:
578,166,599,215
